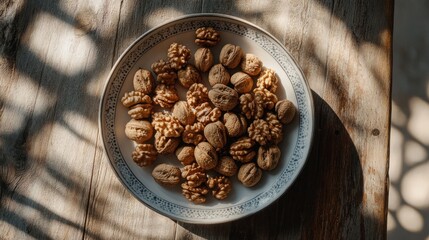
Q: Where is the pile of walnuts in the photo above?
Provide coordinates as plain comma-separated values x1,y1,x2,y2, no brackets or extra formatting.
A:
121,27,296,204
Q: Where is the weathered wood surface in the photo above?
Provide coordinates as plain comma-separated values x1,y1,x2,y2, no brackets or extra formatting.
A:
0,0,393,239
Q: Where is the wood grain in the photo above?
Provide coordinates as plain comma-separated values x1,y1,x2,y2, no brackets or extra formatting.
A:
0,0,392,239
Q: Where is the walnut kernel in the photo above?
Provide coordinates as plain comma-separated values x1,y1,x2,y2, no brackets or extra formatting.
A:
153,84,179,108
178,64,201,88
241,53,262,76
229,137,256,163
195,27,221,47
132,144,157,167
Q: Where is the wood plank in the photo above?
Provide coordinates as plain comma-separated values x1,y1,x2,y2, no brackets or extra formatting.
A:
0,0,119,239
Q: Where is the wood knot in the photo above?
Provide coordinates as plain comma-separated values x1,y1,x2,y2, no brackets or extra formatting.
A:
74,8,96,35
371,128,380,136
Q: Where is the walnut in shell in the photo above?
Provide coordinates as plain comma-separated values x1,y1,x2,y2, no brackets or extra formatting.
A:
229,137,256,163
208,64,230,86
257,145,281,171
230,72,253,94
176,146,196,165
223,112,247,137
194,47,214,72
172,101,195,126
132,144,157,167
207,176,232,200
256,68,279,93
151,112,184,138
186,83,209,108
178,64,201,88
194,142,218,170
181,162,207,187
204,121,227,150
208,84,239,111
238,162,262,187
133,69,154,94
124,119,153,143
214,156,238,177
195,27,221,47
241,53,262,76
151,59,177,85
152,163,181,186
167,42,191,70
219,44,243,69
153,84,179,108
248,119,271,146
275,99,296,125
154,132,180,154
181,182,209,204
182,122,206,145
194,102,222,126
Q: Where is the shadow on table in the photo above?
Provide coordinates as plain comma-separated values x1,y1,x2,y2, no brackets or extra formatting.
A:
179,92,366,239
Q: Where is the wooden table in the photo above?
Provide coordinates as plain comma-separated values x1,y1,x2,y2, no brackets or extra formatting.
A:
0,0,393,239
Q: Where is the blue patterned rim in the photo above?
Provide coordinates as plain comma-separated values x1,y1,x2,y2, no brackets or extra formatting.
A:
99,13,314,224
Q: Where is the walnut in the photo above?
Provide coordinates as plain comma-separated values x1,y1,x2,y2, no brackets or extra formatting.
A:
219,44,243,69
241,53,262,76
223,112,247,137
194,102,222,125
153,84,179,108
181,162,207,187
248,119,271,146
154,132,180,154
167,42,191,70
126,94,152,119
182,122,206,145
132,144,158,167
152,163,181,186
133,69,155,94
121,91,151,108
204,121,227,150
239,93,256,120
208,64,230,86
256,68,279,93
238,162,262,187
195,27,221,47
181,182,209,204
186,83,209,108
175,146,195,165
125,119,153,143
151,112,184,138
257,145,281,171
151,59,177,84
194,142,218,170
230,71,253,94
208,84,239,111
275,99,296,125
229,137,256,163
206,176,232,200
214,156,238,177
172,101,195,126
254,88,278,118
178,64,201,88
194,47,214,72
266,112,283,144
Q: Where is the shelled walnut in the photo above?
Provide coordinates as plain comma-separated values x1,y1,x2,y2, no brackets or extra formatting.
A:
181,162,207,187
127,95,152,119
151,59,177,84
154,132,180,154
241,53,262,76
206,176,232,200
195,27,220,47
253,88,278,118
153,84,179,108
239,93,256,120
266,112,283,144
229,137,256,163
194,102,222,126
167,42,191,70
248,119,271,146
186,83,209,108
132,144,158,167
256,68,279,93
121,91,151,108
181,182,209,204
151,112,184,138
182,122,205,145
